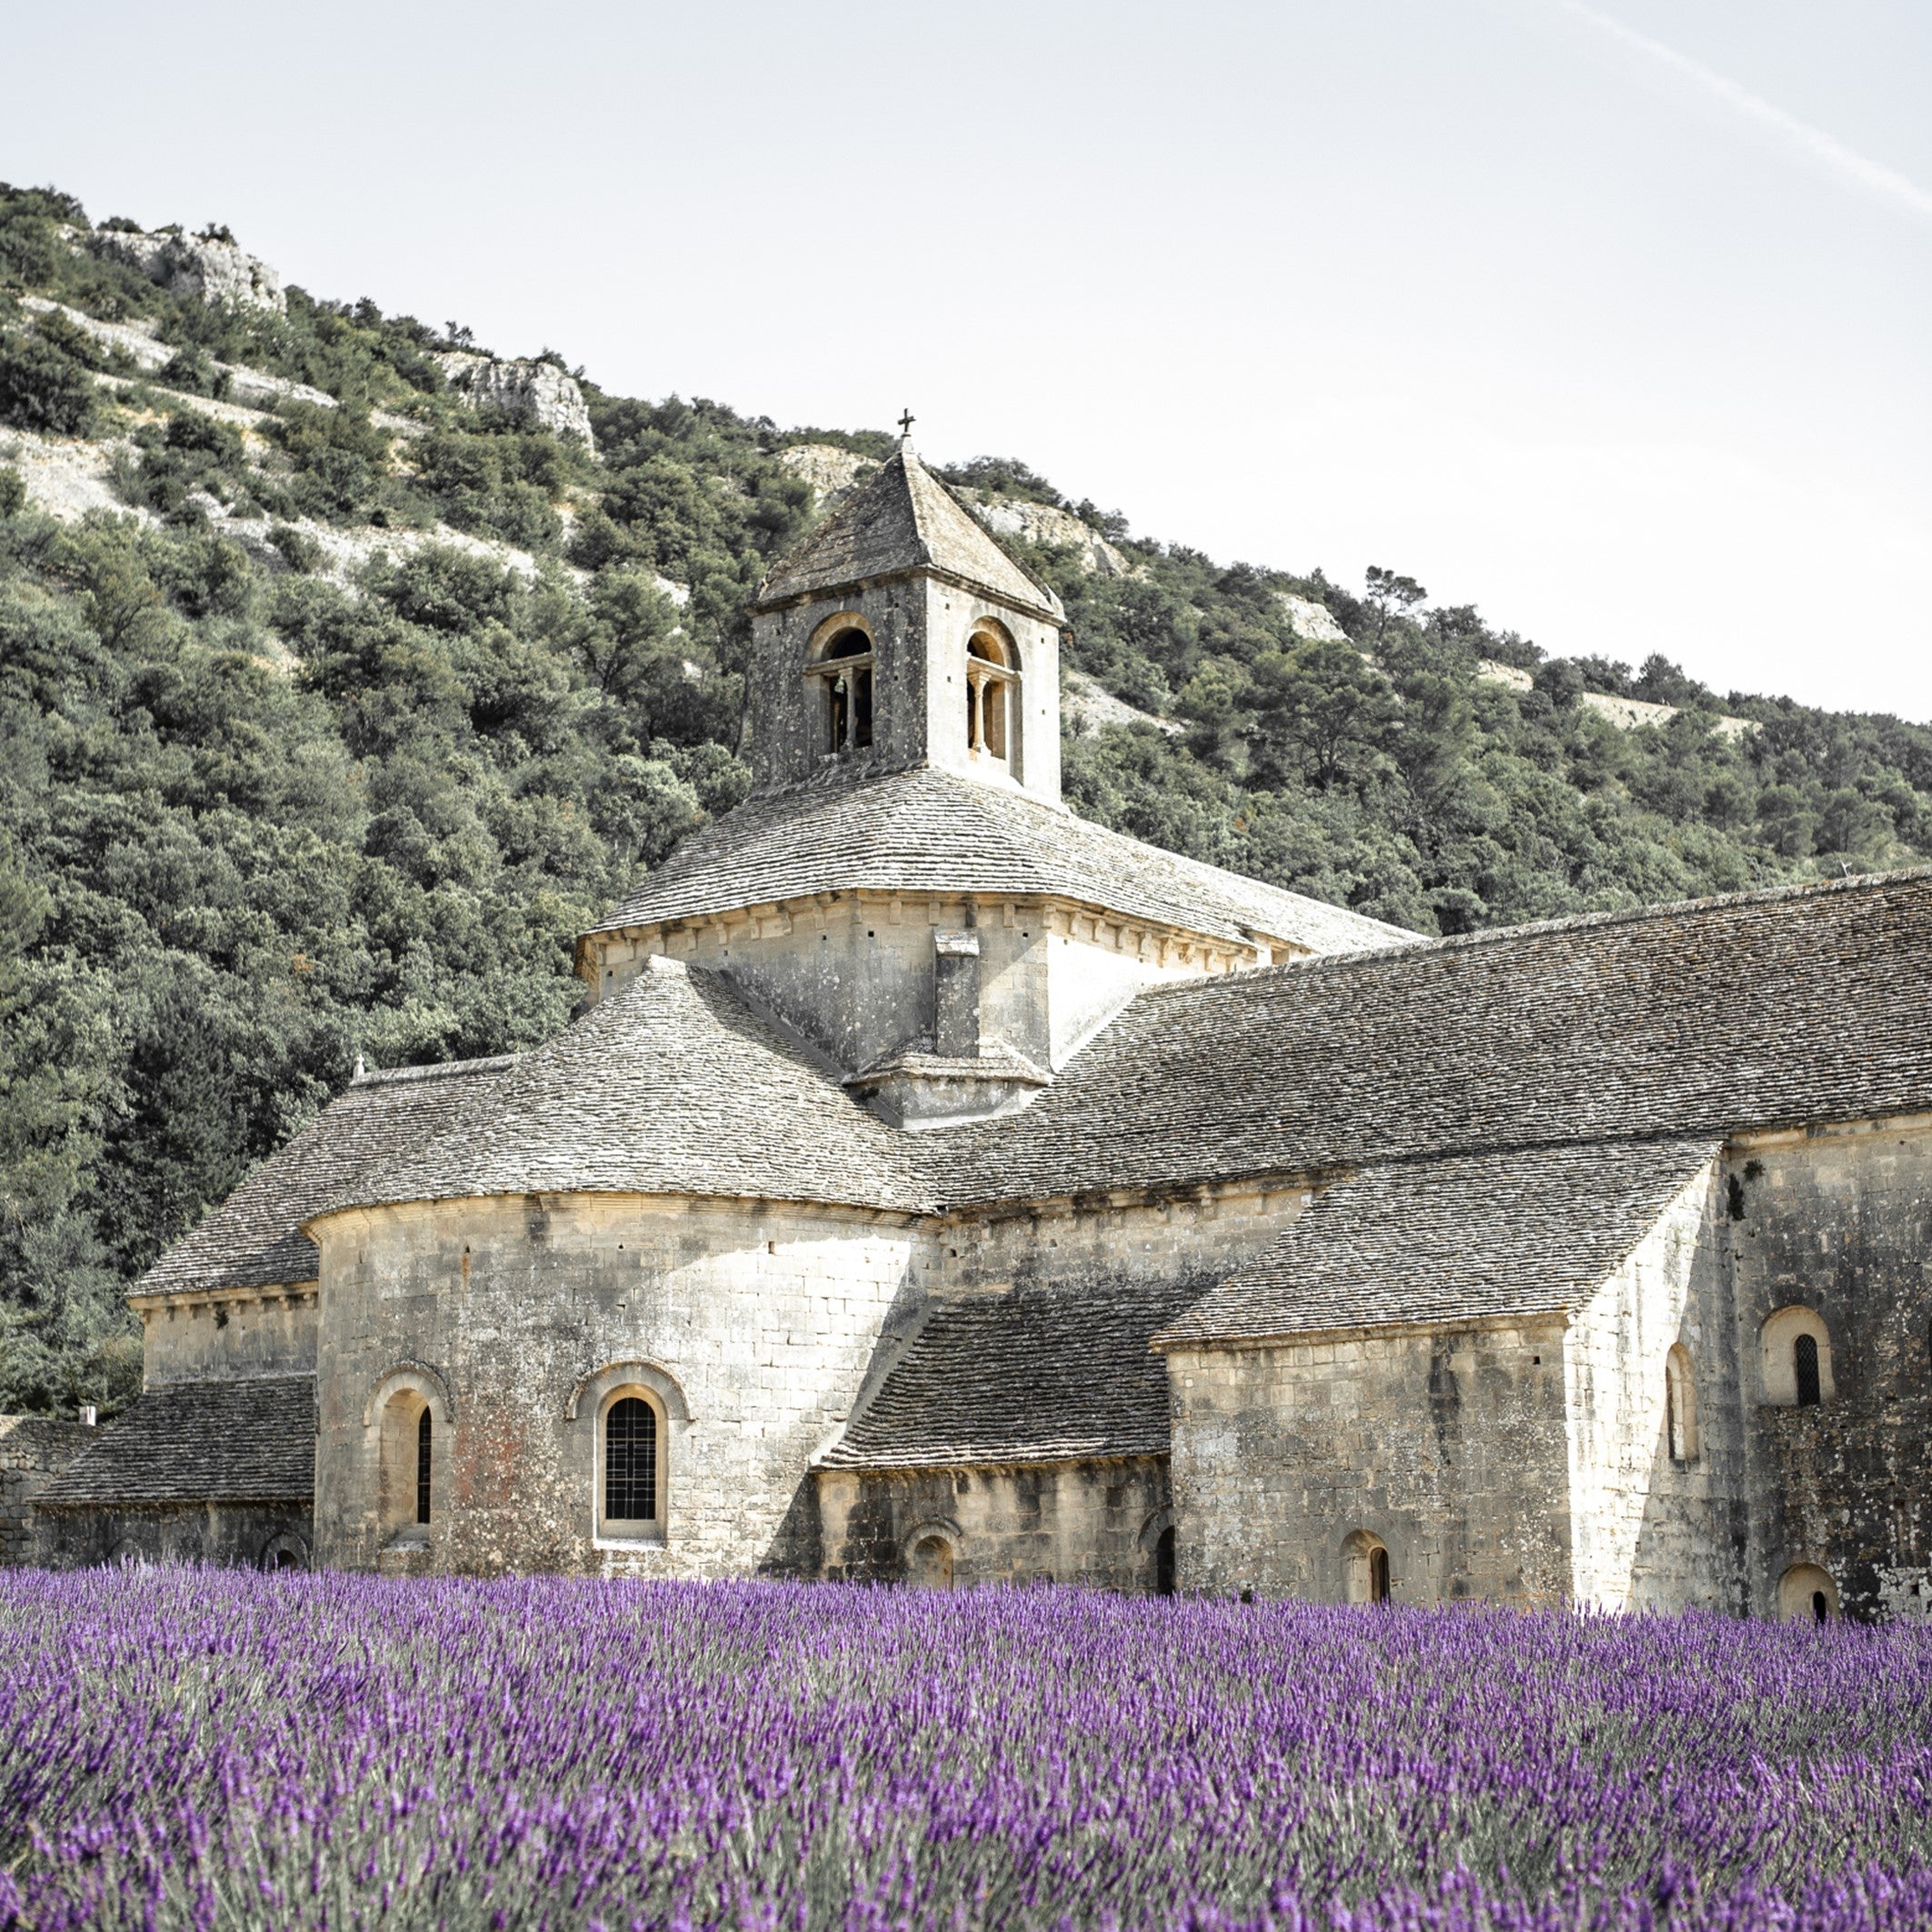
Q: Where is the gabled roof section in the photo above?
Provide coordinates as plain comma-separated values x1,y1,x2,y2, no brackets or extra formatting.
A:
755,443,1065,622
822,1277,1209,1470
39,1376,315,1507
956,868,1932,1205
1154,1140,1718,1350
589,764,1412,956
334,958,932,1217
136,1055,520,1298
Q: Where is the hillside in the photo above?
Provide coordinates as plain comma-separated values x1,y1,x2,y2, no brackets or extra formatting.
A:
4,179,1929,1416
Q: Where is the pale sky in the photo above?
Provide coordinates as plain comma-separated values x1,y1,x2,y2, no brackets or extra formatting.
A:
5,1,1927,715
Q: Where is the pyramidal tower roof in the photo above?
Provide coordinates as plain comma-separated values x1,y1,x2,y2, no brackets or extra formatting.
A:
755,441,1065,621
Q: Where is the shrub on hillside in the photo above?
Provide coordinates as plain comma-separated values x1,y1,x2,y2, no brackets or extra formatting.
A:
0,466,24,519
0,330,96,435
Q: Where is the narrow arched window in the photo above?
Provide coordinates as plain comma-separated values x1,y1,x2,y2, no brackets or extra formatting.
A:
1760,1307,1832,1406
1369,1547,1391,1605
1795,1332,1822,1408
1666,1345,1699,1462
378,1389,433,1544
604,1396,657,1526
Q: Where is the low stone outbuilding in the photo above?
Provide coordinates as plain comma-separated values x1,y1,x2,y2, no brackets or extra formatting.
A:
28,441,1932,1622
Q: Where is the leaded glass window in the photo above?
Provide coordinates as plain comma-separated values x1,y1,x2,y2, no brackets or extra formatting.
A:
604,1396,657,1523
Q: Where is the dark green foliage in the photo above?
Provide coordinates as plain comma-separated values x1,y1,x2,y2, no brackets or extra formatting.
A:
5,178,1932,1417
113,407,254,523
0,328,97,435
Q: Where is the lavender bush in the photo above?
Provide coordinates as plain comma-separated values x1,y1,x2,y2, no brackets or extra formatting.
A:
1,1570,1929,1930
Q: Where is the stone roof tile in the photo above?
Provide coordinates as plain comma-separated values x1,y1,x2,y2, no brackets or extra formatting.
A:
39,1376,314,1506
957,870,1932,1203
1155,1140,1718,1349
822,1278,1208,1469
591,765,1411,956
136,1057,519,1297
344,959,933,1216
756,445,1064,620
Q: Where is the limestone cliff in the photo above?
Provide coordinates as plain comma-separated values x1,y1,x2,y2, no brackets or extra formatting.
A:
433,352,594,447
84,226,285,314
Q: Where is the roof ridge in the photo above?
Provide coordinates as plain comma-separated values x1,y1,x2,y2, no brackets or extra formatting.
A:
1132,863,1932,999
351,1051,523,1087
910,453,1067,621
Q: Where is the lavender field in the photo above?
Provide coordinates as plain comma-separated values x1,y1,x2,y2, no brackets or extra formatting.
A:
2,1572,1931,1930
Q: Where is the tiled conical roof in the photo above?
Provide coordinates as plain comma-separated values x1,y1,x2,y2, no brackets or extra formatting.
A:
756,443,1064,620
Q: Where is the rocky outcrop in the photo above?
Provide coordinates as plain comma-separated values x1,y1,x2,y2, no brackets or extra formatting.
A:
1062,670,1180,737
1476,659,1534,692
1475,659,1760,740
777,443,876,500
1276,593,1349,643
433,353,593,447
86,227,285,314
963,493,1130,578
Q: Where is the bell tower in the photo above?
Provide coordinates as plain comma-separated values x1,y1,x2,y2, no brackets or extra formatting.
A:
744,438,1065,805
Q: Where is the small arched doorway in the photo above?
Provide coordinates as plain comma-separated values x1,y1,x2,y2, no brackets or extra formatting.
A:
906,1533,955,1589
1343,1529,1392,1605
1778,1563,1839,1624
1155,1526,1177,1598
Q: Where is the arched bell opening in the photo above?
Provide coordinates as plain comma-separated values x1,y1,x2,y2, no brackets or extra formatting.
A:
965,622,1019,765
805,618,874,756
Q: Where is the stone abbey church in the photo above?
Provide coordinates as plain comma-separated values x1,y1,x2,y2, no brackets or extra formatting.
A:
17,442,1932,1622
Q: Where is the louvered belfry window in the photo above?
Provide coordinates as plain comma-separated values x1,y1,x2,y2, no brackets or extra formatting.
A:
605,1397,657,1522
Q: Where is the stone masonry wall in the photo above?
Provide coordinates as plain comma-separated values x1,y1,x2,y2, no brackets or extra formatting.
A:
747,583,931,792
34,1500,311,1570
1727,1122,1932,1621
0,1418,95,1564
917,578,1062,806
1166,1320,1575,1605
817,1459,1170,1590
1565,1161,1749,1612
931,1180,1311,1300
745,580,1061,806
135,1288,317,1386
309,1193,923,1578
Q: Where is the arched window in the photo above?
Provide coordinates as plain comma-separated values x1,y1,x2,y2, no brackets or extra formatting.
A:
1154,1525,1177,1598
1666,1344,1699,1462
805,621,873,756
965,623,1018,763
1778,1562,1839,1623
1760,1306,1834,1407
1343,1530,1391,1605
603,1396,658,1529
379,1388,432,1541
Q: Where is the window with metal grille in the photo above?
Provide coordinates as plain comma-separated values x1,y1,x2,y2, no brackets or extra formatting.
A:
604,1397,657,1522
1795,1332,1822,1408
415,1407,432,1525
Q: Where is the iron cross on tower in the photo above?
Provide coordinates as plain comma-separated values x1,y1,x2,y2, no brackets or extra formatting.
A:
898,409,915,438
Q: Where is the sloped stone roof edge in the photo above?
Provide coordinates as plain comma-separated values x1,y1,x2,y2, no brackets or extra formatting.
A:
750,556,1064,623
1260,865,1932,983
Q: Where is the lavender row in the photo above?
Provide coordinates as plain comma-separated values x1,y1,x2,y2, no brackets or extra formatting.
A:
0,1569,1928,1929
